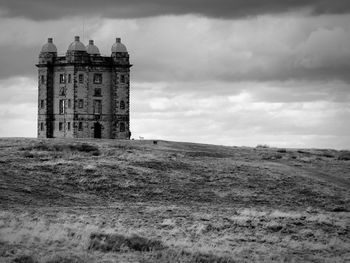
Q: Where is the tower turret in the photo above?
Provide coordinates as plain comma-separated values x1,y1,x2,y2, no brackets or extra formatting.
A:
66,36,89,63
111,37,131,139
86,40,100,56
39,38,57,64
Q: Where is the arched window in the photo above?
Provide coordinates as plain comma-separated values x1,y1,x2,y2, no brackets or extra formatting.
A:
120,100,125,110
120,122,125,132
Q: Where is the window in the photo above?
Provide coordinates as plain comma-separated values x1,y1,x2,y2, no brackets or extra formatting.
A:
120,100,125,110
120,75,125,84
120,122,125,132
78,99,84,108
59,99,65,114
93,73,102,84
40,122,44,131
59,87,66,96
78,122,83,131
40,75,45,84
93,100,102,114
68,99,72,108
79,74,84,83
59,74,65,83
40,100,45,109
94,88,101,96
59,122,63,131
67,122,71,131
68,74,71,83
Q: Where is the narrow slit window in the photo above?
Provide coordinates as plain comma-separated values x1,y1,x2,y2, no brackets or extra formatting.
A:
120,122,125,132
59,87,66,96
78,99,84,108
59,74,65,83
59,122,63,131
120,75,125,84
67,122,71,131
59,99,65,114
78,122,83,131
79,74,84,83
120,100,125,110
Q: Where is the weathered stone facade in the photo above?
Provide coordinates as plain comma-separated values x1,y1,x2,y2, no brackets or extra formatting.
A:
37,37,131,139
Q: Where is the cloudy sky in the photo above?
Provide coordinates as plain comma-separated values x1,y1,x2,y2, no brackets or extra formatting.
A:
0,0,349,149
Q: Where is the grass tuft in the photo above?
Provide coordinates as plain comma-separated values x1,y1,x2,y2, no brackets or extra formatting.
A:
12,255,37,263
88,233,164,252
142,249,236,263
20,142,100,156
45,254,85,263
338,151,350,161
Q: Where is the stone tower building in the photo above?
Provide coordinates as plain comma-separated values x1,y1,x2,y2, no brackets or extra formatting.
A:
36,36,131,139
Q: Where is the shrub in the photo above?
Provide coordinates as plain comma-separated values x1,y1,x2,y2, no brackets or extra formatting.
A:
22,151,35,158
12,255,37,263
277,148,287,153
142,249,235,263
45,255,85,263
256,144,269,148
20,142,100,155
89,233,164,252
338,151,350,161
71,143,98,153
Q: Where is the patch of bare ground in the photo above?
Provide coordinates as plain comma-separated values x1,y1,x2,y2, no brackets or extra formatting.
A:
0,138,349,262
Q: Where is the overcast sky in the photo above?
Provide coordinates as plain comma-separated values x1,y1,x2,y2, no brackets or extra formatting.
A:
0,0,349,149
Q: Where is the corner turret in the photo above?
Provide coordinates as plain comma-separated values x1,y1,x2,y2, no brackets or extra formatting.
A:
39,38,57,64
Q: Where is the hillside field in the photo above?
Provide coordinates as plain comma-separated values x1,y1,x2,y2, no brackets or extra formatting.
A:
0,138,349,262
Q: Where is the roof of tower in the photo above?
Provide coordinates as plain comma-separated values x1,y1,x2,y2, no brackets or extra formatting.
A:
67,36,86,52
86,40,100,55
111,37,127,53
41,38,57,53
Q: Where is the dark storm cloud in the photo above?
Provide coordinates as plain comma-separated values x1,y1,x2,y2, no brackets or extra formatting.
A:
1,0,350,20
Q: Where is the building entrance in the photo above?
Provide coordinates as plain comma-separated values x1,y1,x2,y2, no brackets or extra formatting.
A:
94,122,102,138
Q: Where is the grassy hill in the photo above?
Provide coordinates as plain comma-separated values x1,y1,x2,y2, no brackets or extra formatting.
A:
0,138,349,262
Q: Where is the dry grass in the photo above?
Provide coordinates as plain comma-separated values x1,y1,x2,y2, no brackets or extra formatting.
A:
0,138,349,262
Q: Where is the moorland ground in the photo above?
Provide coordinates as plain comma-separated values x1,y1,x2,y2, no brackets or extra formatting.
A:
0,138,349,262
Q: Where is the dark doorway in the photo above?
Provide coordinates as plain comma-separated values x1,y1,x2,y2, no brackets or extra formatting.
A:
94,122,102,138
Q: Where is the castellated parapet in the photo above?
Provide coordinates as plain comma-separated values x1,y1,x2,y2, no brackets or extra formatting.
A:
36,36,131,139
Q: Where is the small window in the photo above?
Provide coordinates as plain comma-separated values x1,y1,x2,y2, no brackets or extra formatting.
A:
78,99,84,108
93,100,102,114
120,100,125,110
94,88,101,96
40,122,44,131
78,122,83,131
68,74,71,83
59,122,63,131
59,99,65,114
120,122,125,132
59,74,65,84
93,73,102,84
67,122,71,131
40,75,45,84
68,99,72,108
59,87,66,96
79,74,84,83
40,100,45,109
120,75,125,84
